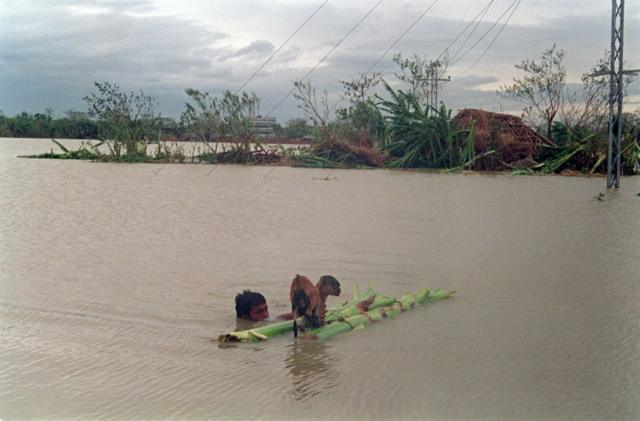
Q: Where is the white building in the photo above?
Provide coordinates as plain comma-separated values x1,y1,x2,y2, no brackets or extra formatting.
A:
251,116,277,138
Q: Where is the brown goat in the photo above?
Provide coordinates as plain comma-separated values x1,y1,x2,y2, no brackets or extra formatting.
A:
316,275,341,325
290,274,341,337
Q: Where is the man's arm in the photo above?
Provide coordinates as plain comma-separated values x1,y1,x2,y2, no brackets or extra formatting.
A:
275,312,294,320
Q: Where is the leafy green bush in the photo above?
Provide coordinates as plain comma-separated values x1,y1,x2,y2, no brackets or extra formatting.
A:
83,81,159,158
378,82,474,169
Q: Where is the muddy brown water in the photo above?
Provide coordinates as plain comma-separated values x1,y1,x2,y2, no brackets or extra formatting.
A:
1,138,639,420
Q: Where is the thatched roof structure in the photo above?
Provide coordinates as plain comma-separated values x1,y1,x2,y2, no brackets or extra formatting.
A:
453,109,547,170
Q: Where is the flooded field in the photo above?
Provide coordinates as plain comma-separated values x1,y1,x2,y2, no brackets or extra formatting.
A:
1,138,639,420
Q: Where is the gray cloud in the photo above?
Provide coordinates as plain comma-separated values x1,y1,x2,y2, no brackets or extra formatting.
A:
223,40,275,61
0,2,228,116
0,0,638,121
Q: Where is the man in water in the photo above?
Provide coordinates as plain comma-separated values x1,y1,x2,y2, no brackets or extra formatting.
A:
235,289,295,322
235,290,269,322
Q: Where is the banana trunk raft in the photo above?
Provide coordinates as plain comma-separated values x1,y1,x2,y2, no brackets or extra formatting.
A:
218,287,453,343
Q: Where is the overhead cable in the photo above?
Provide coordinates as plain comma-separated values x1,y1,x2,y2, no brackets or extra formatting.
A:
459,0,475,24
265,0,386,118
456,0,523,77
234,0,329,95
331,0,441,111
450,0,522,66
445,0,495,62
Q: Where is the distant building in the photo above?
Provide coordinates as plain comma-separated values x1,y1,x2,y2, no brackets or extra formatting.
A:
157,117,178,140
251,116,277,138
65,111,90,120
158,117,178,130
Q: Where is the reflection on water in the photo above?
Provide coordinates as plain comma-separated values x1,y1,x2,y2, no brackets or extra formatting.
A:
284,340,337,401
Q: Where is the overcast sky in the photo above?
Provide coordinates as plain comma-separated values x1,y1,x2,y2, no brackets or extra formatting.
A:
0,0,638,121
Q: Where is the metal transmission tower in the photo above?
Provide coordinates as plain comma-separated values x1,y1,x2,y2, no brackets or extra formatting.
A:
606,0,625,188
428,70,451,112
589,1,638,188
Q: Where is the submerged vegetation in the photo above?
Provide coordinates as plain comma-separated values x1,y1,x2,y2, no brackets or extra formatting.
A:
292,138,389,168
10,44,639,175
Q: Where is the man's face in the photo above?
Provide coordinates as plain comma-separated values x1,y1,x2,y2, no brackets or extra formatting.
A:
249,303,269,321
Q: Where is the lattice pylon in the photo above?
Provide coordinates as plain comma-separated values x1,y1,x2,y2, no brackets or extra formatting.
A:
607,0,625,188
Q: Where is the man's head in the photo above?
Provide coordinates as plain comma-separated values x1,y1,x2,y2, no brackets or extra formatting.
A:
235,290,269,321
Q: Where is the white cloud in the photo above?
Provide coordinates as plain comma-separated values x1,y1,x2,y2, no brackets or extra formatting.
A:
66,5,112,16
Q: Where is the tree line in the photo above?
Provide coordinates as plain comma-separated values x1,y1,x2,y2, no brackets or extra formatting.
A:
0,108,315,140
0,110,100,139
10,44,640,173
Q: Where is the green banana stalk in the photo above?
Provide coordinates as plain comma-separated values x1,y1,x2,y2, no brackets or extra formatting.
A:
217,287,453,343
304,288,451,341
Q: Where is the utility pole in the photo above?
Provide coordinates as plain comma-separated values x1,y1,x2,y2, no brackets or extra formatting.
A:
607,0,625,189
589,0,640,188
424,62,451,113
429,70,451,112
589,0,639,188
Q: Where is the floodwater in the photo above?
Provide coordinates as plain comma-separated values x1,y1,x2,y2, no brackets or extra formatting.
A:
1,138,639,420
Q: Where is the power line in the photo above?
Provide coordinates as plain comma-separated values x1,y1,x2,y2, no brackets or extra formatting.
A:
445,0,495,62
358,0,440,79
335,0,514,113
335,0,493,113
265,0,386,118
459,0,475,25
438,0,495,59
331,0,441,111
456,0,523,77
233,0,329,95
450,0,522,66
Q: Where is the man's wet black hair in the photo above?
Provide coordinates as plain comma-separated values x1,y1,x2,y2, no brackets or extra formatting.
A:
235,290,267,318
